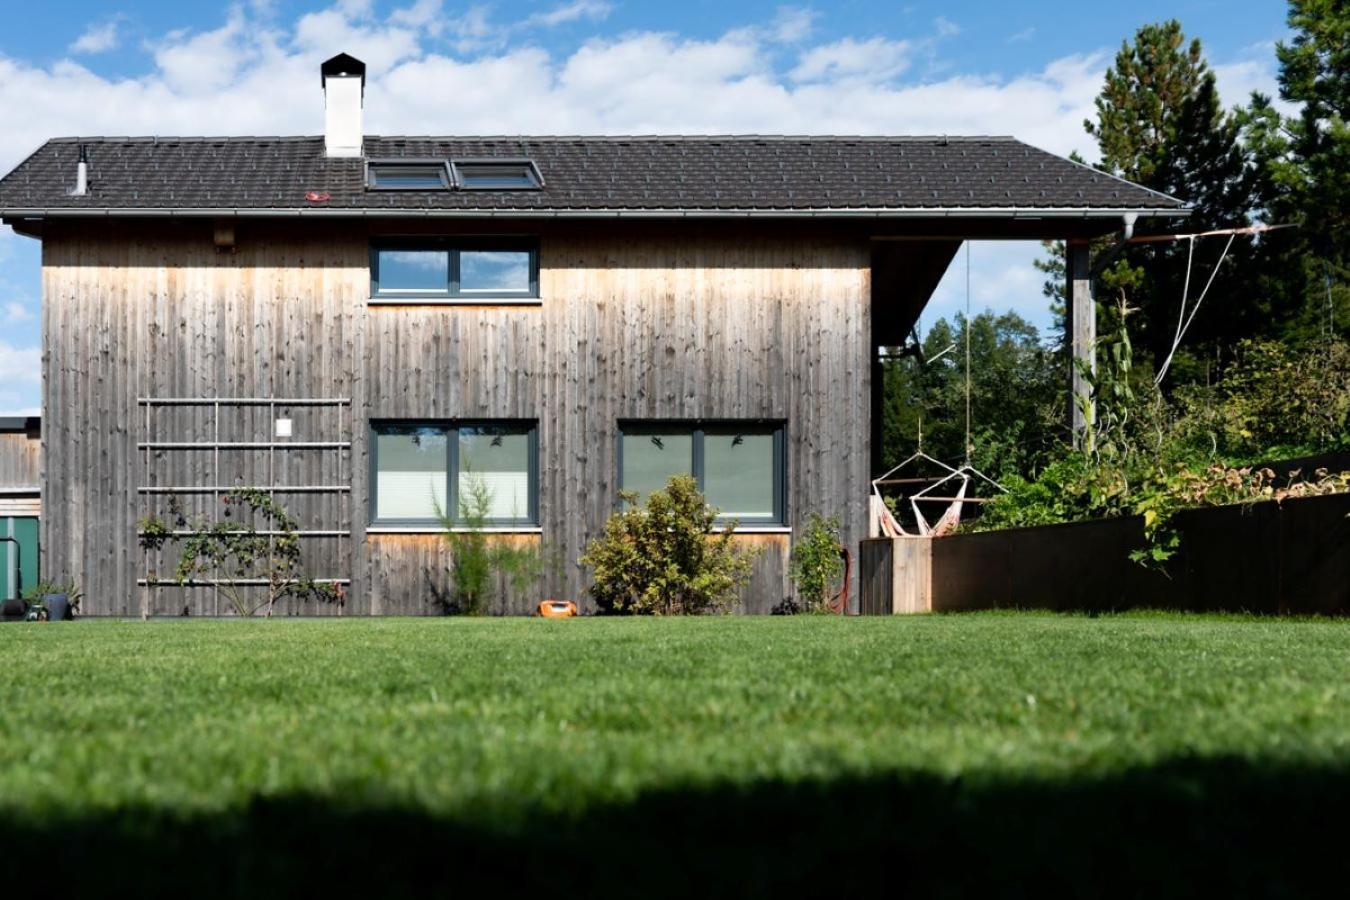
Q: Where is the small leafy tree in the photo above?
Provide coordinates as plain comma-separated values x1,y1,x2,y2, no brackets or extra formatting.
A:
581,475,755,615
788,514,845,614
139,489,338,617
438,474,547,615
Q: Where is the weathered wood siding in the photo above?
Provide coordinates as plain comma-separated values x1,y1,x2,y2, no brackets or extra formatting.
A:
41,220,870,615
0,431,41,489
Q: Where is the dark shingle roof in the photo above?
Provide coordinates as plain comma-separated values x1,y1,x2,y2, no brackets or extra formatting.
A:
0,135,1185,215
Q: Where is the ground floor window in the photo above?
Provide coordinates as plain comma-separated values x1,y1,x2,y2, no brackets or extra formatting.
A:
371,422,538,526
618,422,785,525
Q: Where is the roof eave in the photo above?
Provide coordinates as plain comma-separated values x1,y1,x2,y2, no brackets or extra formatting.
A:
2,205,1191,221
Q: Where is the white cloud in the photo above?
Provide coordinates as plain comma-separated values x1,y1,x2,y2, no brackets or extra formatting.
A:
790,37,913,84
1007,27,1036,44
0,3,1123,176
71,21,121,55
2,302,32,323
1213,48,1290,114
523,1,613,29
769,7,817,44
390,0,444,32
337,0,375,17
0,341,39,384
934,17,960,38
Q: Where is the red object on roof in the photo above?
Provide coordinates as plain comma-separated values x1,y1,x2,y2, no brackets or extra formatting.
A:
305,191,331,202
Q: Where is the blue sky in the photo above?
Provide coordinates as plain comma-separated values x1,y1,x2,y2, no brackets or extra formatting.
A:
0,0,1289,413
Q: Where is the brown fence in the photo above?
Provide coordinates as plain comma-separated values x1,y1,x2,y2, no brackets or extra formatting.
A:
861,493,1350,616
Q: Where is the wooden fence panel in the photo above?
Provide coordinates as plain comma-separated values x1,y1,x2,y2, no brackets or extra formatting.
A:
863,495,1350,616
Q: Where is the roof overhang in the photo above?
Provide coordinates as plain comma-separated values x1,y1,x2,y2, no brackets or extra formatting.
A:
2,205,1189,222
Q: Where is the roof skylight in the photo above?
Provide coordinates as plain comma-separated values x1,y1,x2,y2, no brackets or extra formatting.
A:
366,159,452,191
451,159,544,190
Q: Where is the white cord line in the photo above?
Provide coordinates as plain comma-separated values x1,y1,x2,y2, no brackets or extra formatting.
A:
1155,232,1237,386
1165,236,1197,375
964,241,972,464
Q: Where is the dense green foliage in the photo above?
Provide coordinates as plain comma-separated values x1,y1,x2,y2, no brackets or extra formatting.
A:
787,513,845,613
581,475,755,615
3,615,1349,896
1273,0,1350,271
973,331,1350,560
1169,339,1350,458
880,310,1062,477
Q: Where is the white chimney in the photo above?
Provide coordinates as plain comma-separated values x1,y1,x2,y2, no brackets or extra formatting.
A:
321,53,366,158
73,144,88,196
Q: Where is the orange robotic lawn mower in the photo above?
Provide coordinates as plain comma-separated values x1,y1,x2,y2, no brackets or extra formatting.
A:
536,599,578,618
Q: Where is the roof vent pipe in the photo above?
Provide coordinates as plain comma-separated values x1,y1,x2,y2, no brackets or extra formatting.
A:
73,145,88,196
321,53,366,159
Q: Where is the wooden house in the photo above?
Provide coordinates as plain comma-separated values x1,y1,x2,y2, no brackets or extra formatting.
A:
0,53,1187,615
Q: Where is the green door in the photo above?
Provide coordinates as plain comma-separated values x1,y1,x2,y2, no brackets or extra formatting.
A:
1,517,38,601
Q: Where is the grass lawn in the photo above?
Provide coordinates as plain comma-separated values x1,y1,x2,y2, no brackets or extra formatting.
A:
3,613,1349,897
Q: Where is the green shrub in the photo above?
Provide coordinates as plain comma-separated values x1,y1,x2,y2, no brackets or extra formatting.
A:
439,475,547,616
580,475,755,615
1171,339,1350,460
788,514,845,613
976,456,1350,566
971,322,1350,569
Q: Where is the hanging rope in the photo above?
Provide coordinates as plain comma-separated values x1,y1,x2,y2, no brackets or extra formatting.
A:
1154,232,1237,386
964,241,973,464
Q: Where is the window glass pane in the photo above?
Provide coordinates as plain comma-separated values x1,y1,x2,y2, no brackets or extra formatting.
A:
621,432,693,504
371,165,447,189
703,430,776,520
375,428,448,520
457,427,532,521
377,249,448,293
456,163,540,189
460,251,532,293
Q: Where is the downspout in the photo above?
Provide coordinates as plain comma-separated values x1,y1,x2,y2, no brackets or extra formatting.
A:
0,534,19,602
1089,213,1137,279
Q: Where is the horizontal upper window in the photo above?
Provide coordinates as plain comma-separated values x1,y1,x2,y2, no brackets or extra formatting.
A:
366,159,453,190
370,238,539,301
452,159,544,190
618,422,785,526
371,421,538,527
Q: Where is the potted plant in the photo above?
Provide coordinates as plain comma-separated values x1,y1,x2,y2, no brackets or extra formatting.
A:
23,579,82,621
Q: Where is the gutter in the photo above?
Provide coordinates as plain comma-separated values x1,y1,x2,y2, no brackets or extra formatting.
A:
2,205,1191,221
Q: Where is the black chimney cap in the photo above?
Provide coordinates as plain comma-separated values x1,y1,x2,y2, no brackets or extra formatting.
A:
320,53,366,89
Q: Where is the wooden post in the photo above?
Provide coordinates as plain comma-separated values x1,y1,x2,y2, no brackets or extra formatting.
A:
1066,242,1095,449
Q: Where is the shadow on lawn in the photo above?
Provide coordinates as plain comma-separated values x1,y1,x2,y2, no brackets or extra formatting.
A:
7,757,1349,899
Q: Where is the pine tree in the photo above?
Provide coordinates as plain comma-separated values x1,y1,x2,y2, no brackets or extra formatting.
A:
1279,0,1350,259
1260,0,1350,341
1072,21,1258,383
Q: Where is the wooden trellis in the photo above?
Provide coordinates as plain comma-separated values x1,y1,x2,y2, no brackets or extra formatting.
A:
137,397,352,617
